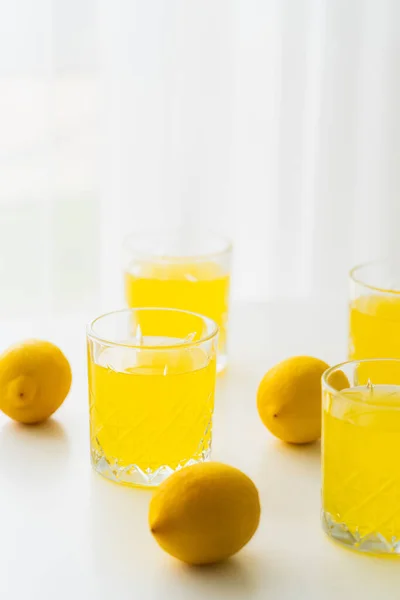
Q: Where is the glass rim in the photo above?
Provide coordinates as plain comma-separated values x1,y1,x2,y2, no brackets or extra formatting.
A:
349,258,400,295
123,228,232,262
86,307,219,350
322,358,400,408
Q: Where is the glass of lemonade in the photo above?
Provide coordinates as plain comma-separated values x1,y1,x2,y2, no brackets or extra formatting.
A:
87,308,218,487
123,230,231,373
349,259,400,360
322,358,400,555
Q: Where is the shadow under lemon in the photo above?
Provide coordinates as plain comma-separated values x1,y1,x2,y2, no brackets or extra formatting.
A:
165,552,262,598
272,437,321,465
0,418,69,487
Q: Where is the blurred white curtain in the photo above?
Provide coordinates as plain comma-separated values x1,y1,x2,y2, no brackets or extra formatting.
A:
1,0,400,313
0,0,98,315
99,0,400,303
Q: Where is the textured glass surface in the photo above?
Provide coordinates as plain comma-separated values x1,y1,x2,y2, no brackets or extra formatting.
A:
87,308,217,487
322,360,400,555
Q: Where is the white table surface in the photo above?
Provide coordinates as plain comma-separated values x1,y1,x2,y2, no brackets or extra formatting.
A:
1,301,400,600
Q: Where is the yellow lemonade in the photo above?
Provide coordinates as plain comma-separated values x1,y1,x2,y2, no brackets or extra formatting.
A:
349,294,400,359
125,261,230,371
89,344,216,486
322,384,400,550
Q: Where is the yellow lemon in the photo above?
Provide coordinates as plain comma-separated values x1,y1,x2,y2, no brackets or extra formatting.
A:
149,462,261,565
257,355,329,444
325,368,350,391
0,340,72,424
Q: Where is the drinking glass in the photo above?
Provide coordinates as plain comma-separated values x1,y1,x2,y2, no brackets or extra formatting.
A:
87,308,218,487
322,358,400,554
349,259,400,360
123,230,231,373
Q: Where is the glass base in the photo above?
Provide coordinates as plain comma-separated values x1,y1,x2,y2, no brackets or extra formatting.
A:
217,353,228,374
91,446,212,488
322,511,400,555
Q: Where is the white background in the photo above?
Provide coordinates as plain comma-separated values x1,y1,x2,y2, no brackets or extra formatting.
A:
1,0,400,316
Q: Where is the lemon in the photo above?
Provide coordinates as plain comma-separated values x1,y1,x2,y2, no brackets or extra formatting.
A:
0,340,72,424
257,355,329,444
325,369,350,391
149,462,261,565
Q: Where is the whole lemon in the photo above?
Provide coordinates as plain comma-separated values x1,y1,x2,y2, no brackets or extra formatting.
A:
257,355,329,444
149,462,261,565
0,340,72,424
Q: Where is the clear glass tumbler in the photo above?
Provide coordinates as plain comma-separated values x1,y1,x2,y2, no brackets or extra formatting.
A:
123,230,231,373
87,308,218,487
349,259,400,360
322,358,400,555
